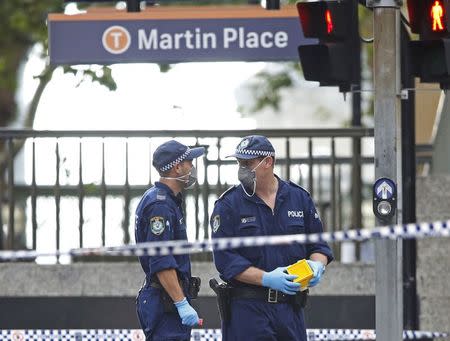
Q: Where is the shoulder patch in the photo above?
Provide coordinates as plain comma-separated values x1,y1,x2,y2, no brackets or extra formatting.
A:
288,181,311,196
217,185,239,201
150,216,166,235
212,215,221,233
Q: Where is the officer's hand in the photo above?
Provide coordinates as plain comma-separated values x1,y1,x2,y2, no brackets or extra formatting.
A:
262,266,301,295
307,260,325,287
174,297,200,327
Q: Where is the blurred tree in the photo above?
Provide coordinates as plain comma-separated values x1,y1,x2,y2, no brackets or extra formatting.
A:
0,1,118,170
0,1,118,128
238,1,375,122
0,0,258,250
0,1,120,250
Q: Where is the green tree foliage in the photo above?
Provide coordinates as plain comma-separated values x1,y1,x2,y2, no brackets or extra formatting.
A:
0,1,117,128
0,1,123,180
239,3,375,120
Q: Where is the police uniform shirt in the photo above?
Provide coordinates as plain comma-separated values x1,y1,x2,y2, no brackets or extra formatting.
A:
135,181,191,281
211,176,333,285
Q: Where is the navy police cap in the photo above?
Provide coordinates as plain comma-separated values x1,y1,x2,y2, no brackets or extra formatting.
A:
227,135,275,160
153,140,205,172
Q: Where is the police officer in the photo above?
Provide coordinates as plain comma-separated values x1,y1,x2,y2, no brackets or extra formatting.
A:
210,135,333,341
135,140,204,341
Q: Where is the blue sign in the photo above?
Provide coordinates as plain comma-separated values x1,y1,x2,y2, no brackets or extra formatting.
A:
374,178,396,200
48,6,316,64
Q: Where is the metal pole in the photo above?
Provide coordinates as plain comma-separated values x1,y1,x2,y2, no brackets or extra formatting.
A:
265,0,280,10
351,0,362,260
400,22,419,330
351,91,362,233
126,0,140,12
7,139,15,249
0,170,3,250
373,6,403,341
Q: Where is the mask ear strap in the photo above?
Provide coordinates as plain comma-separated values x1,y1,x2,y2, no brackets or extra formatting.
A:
161,172,190,183
252,156,269,172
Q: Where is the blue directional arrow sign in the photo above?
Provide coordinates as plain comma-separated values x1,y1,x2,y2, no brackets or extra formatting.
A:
374,178,396,200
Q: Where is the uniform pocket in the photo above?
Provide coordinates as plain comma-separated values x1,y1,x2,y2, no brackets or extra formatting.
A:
238,223,262,261
136,288,163,335
239,223,261,236
285,220,307,264
286,219,306,234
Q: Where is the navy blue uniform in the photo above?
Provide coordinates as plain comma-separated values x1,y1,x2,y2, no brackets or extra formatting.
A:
210,177,333,341
135,182,191,341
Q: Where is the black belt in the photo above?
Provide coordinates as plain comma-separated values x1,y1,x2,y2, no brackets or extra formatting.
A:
145,276,187,289
145,277,161,288
144,276,201,300
231,287,308,304
147,280,163,289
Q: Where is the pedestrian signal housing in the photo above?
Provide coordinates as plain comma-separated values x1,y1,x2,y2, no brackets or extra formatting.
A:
408,0,450,88
296,0,360,93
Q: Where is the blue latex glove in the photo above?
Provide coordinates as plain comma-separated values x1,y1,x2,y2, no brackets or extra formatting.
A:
307,260,325,287
174,297,200,326
262,266,301,295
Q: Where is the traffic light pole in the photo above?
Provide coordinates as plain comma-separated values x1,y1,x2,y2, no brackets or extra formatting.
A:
373,6,403,341
400,23,419,331
351,0,362,247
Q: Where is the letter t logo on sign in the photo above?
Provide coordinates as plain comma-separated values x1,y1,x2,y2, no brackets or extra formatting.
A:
102,26,131,54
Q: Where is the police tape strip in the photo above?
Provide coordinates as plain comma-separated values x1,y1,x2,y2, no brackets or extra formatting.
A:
0,220,449,261
0,329,447,340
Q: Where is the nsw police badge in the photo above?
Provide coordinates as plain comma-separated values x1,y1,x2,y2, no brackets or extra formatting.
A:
150,216,165,235
212,215,220,233
239,138,249,149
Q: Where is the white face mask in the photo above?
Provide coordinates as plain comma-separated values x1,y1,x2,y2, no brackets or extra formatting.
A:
237,157,268,197
162,165,198,189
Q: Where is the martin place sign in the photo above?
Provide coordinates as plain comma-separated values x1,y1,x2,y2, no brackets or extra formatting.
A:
48,5,315,64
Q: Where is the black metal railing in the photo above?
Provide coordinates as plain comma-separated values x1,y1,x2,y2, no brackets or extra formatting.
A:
0,128,432,261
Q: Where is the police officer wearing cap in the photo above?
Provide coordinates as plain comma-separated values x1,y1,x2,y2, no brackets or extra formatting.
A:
135,140,204,341
210,135,333,341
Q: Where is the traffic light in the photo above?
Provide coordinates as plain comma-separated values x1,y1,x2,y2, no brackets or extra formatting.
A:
408,0,450,87
296,0,360,93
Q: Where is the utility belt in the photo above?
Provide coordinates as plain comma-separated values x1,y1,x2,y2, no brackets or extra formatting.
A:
143,276,201,313
232,286,309,305
209,278,308,324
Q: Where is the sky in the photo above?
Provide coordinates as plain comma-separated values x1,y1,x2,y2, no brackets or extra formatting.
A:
18,49,261,131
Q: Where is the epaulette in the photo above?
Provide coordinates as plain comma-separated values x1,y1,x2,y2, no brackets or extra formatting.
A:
288,181,311,196
155,189,167,201
217,185,239,201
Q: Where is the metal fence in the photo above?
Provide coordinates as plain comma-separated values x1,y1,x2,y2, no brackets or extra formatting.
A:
0,128,432,261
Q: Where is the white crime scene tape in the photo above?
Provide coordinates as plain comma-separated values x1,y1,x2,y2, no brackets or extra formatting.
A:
0,220,448,261
0,329,447,340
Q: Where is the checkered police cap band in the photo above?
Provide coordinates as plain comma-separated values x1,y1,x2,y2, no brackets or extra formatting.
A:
160,147,191,172
226,135,276,159
235,148,275,157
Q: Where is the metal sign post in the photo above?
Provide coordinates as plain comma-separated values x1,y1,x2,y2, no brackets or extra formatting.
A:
371,1,403,339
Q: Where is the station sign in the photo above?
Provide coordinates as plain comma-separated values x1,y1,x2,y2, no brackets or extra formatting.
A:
48,5,315,64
